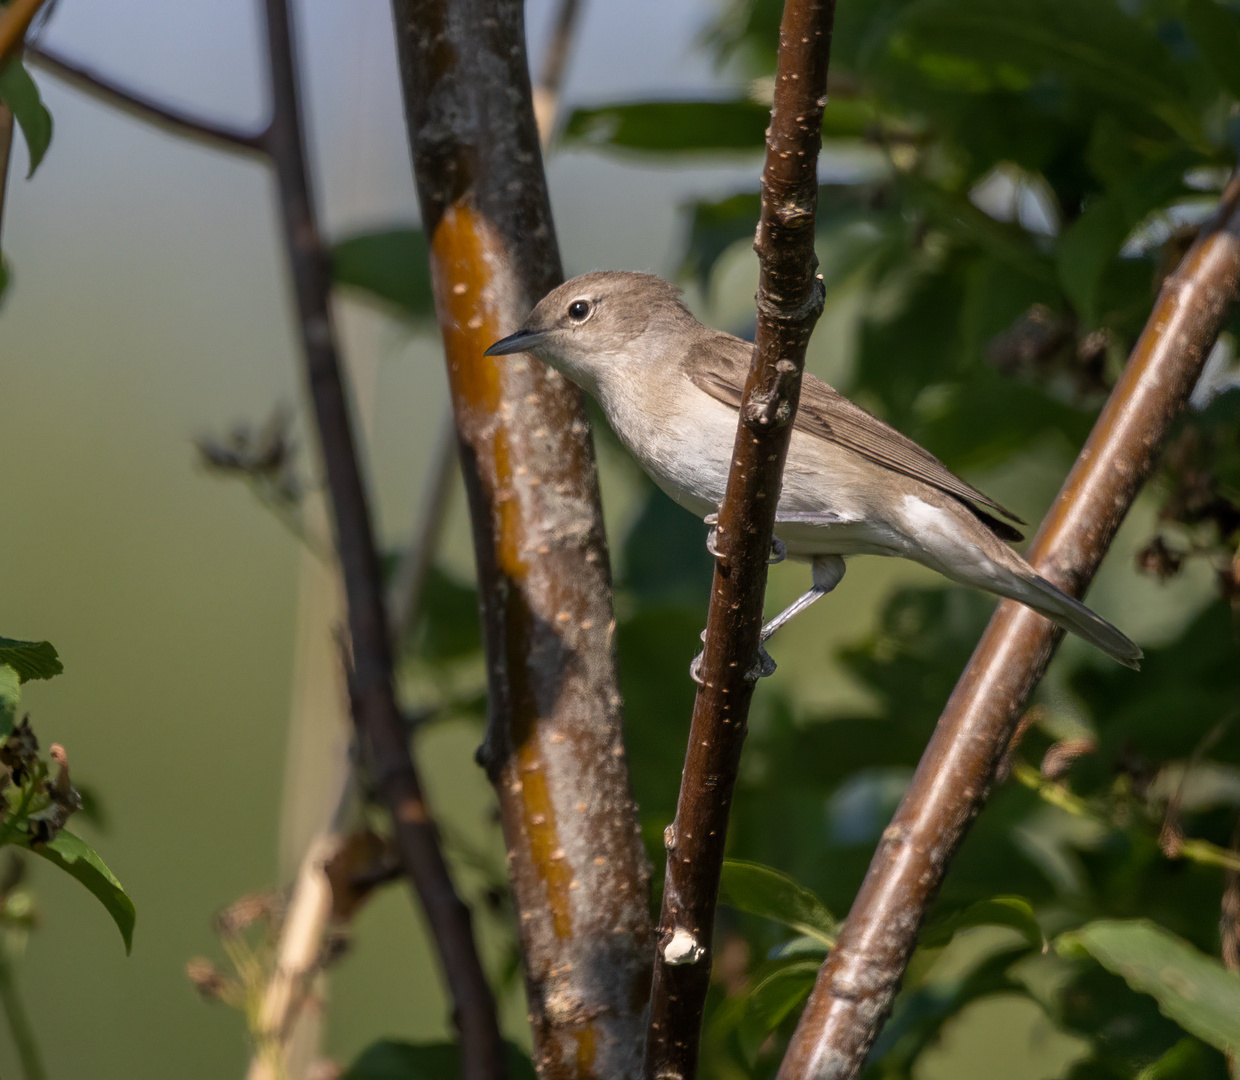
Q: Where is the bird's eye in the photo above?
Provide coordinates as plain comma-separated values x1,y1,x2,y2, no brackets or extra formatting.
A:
567,299,591,321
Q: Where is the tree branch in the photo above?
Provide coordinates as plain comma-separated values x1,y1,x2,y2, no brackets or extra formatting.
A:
258,4,503,1078
775,168,1240,1080
644,3,837,1077
390,1,653,1076
25,43,268,155
0,0,46,67
0,104,13,248
532,0,583,141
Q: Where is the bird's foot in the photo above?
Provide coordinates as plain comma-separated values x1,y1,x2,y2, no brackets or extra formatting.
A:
689,632,777,685
703,513,722,558
768,536,787,565
746,643,777,681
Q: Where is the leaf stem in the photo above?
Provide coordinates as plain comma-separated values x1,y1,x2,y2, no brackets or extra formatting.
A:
0,948,46,1080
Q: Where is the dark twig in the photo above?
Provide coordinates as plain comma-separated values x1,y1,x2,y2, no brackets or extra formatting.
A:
260,3,503,1078
644,3,836,1077
26,43,268,154
776,169,1240,1080
392,0,653,1075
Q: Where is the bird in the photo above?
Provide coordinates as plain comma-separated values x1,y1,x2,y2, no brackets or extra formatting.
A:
484,271,1141,671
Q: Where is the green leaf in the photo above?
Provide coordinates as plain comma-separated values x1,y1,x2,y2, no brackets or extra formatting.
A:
27,830,135,954
408,567,482,661
1136,1038,1229,1080
342,1040,537,1080
719,859,839,946
0,638,63,683
920,895,1044,949
0,664,19,737
331,228,434,319
1182,0,1240,101
1058,920,1240,1054
896,0,1198,139
564,100,770,154
0,59,52,177
564,96,891,157
738,960,821,1063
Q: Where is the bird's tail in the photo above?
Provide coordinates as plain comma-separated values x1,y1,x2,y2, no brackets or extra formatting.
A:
1001,569,1142,670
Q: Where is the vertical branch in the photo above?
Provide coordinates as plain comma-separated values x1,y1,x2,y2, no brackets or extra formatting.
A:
259,4,504,1079
1,104,14,244
776,170,1240,1080
389,1,653,1076
644,3,836,1078
0,950,46,1080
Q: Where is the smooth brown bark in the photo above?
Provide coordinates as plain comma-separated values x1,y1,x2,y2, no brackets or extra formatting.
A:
390,2,653,1077
644,4,837,1078
776,170,1240,1080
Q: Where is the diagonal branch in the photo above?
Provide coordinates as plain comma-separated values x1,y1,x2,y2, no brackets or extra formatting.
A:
259,3,503,1078
26,43,268,154
643,3,837,1077
775,168,1240,1080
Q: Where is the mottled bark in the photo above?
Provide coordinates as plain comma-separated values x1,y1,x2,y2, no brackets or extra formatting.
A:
390,2,652,1077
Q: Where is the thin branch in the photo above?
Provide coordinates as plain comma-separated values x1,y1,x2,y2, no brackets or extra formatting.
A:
25,44,268,155
0,0,46,66
259,4,503,1079
244,832,341,1080
0,949,46,1080
643,3,837,1077
388,410,455,644
532,0,583,140
392,0,653,1075
0,103,12,248
776,168,1240,1080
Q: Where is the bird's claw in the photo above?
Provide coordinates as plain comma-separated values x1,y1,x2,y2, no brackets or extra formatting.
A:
703,513,722,558
768,537,787,565
746,644,777,681
690,633,777,685
690,651,705,685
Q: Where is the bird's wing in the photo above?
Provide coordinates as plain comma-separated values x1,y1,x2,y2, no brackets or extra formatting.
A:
685,333,1026,542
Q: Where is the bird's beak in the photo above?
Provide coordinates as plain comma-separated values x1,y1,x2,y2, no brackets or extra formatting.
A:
484,328,548,356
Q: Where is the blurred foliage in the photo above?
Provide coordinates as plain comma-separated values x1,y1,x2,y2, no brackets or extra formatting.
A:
379,0,1240,1074
0,640,132,954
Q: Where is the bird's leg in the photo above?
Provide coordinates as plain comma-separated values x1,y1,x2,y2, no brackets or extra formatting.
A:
703,512,786,563
759,554,847,644
691,554,846,685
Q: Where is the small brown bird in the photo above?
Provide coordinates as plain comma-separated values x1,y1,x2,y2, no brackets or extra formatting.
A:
486,271,1141,669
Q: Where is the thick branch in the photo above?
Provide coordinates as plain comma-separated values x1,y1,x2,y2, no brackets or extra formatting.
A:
644,3,836,1078
390,1,653,1076
259,4,503,1079
26,44,268,155
776,169,1240,1080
